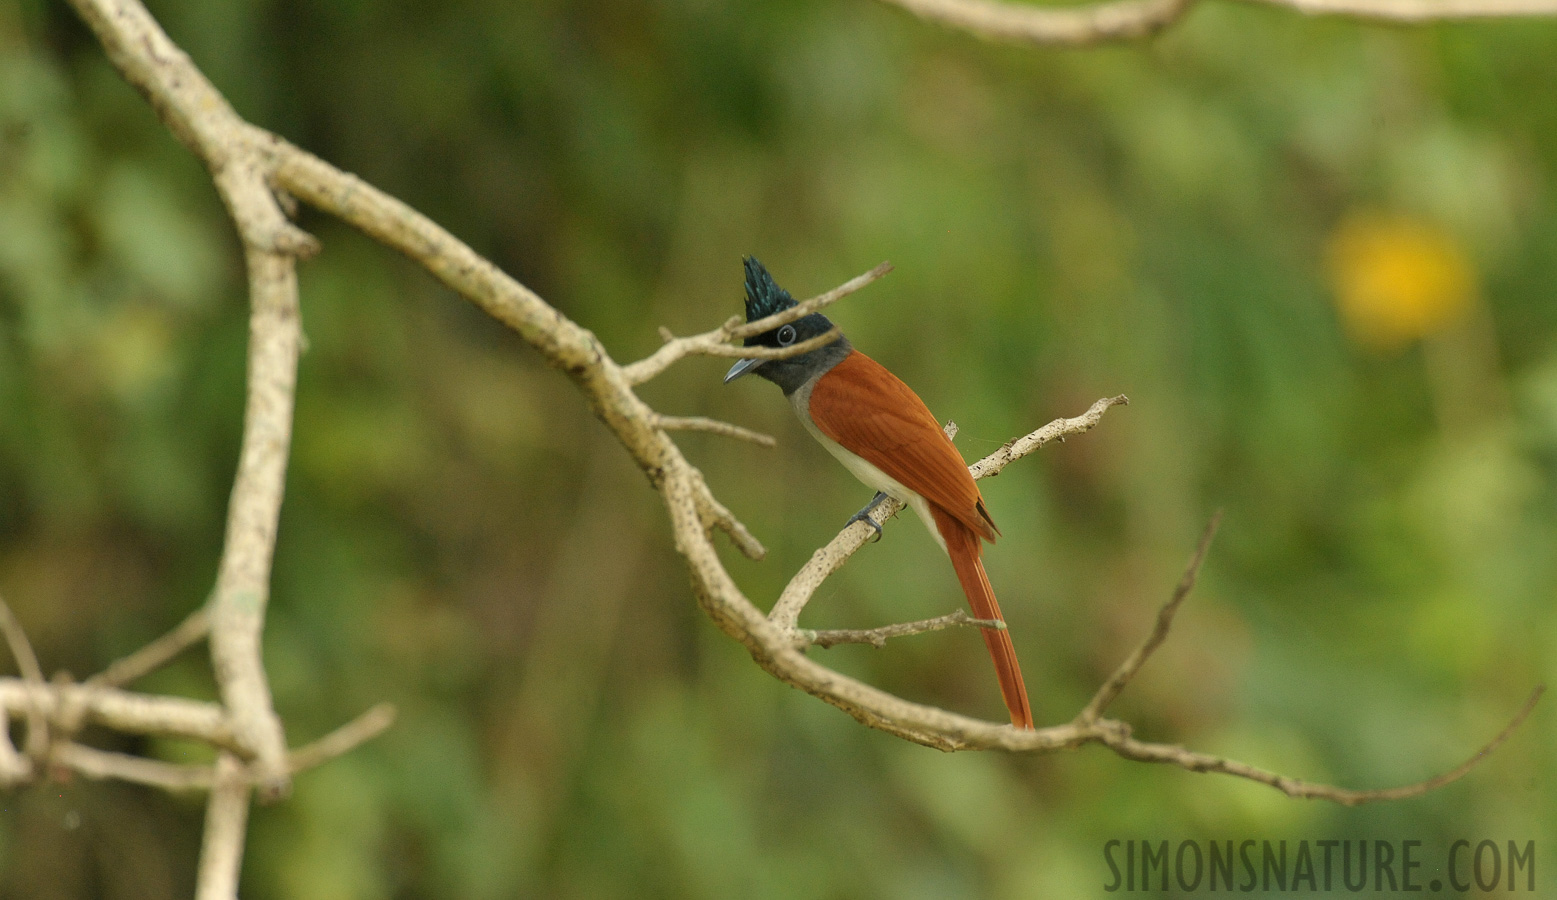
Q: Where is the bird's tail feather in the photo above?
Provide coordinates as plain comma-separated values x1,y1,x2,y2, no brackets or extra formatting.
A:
930,506,1034,729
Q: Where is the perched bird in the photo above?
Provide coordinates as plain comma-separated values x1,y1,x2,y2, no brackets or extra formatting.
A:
724,257,1033,729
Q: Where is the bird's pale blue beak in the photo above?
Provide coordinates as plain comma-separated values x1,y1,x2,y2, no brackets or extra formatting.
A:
723,357,763,383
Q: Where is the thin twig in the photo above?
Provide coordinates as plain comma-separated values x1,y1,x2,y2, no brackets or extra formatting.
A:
0,594,49,761
285,703,398,774
0,598,44,686
799,609,1006,649
967,395,1129,480
1078,511,1221,723
1099,685,1545,805
728,264,894,340
655,415,777,448
0,680,239,751
0,708,28,786
86,605,211,689
1239,0,1557,21
673,327,842,362
53,702,398,793
688,468,768,560
622,263,891,385
52,742,214,792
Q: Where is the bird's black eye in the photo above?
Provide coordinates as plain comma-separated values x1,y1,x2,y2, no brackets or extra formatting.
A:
777,324,797,346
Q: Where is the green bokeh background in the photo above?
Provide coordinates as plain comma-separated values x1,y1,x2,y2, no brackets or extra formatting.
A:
3,0,1556,896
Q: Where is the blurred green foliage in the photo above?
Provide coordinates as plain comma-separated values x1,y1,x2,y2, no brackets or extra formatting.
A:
3,0,1557,897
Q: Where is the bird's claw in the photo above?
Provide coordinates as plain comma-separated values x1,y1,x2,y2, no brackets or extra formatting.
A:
846,492,889,543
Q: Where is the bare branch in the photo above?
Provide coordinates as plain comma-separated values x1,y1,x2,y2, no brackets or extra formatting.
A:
0,681,238,751
0,597,44,686
66,0,310,804
728,264,894,340
1099,685,1545,804
63,1,317,257
878,0,1557,50
967,394,1129,480
877,0,1198,46
205,247,300,802
52,743,214,792
628,327,842,387
52,703,397,793
655,415,777,448
623,262,891,385
86,605,210,690
687,468,768,560
1079,511,1221,723
285,703,398,774
799,609,1007,649
195,754,252,900
0,595,49,761
0,708,30,787
1239,0,1557,21
768,499,906,633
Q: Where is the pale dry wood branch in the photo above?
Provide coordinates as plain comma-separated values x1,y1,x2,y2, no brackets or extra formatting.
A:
0,595,49,762
0,597,44,687
61,0,317,257
52,703,398,793
967,394,1130,480
626,327,843,387
623,262,891,385
207,246,301,800
66,0,309,806
52,743,213,792
1099,685,1545,804
195,754,252,900
726,264,895,340
768,499,908,634
285,702,399,774
878,0,1557,50
85,605,210,690
1079,510,1220,723
799,609,1007,649
0,708,28,786
0,680,239,751
654,415,777,447
687,467,769,560
1239,0,1557,21
877,0,1198,46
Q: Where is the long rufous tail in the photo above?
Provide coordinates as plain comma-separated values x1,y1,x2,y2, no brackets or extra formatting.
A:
929,506,1034,729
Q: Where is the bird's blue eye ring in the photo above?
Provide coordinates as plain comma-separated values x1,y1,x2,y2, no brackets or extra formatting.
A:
777,324,797,346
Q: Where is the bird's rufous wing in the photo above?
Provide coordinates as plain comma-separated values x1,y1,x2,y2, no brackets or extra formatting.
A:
807,350,998,542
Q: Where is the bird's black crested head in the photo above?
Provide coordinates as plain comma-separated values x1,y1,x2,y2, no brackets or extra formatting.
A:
743,256,795,323
726,256,849,394
739,256,836,350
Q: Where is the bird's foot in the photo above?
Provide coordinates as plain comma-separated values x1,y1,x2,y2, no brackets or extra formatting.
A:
846,492,890,543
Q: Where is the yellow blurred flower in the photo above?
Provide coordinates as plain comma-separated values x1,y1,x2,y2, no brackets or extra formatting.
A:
1325,212,1475,351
